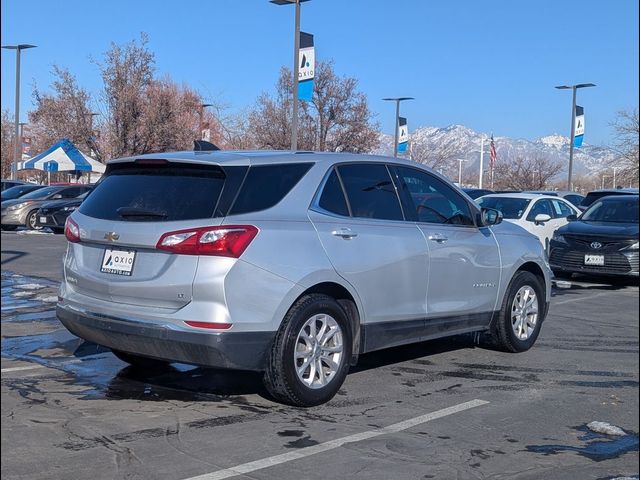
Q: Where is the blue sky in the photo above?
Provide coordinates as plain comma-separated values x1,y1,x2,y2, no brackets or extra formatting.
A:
1,0,638,146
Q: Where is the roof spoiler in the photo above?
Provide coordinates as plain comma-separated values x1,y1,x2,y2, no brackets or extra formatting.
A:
193,140,220,151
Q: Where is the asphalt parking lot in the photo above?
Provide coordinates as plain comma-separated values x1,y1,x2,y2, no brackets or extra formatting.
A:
1,231,639,480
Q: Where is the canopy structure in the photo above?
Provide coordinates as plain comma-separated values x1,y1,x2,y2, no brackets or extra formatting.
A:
18,138,105,173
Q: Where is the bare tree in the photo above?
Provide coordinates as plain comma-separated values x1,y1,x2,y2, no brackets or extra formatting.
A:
135,77,223,153
98,34,155,158
411,140,465,176
29,67,97,158
1,109,13,178
493,156,563,190
249,61,379,153
609,108,639,186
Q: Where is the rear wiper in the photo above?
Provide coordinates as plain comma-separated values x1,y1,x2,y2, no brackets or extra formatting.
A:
117,207,168,219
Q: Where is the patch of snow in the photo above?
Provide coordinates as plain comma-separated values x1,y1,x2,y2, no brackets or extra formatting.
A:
15,283,45,290
587,421,626,436
36,295,58,303
11,291,34,298
17,229,53,235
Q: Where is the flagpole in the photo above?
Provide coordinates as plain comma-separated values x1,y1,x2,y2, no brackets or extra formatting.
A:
490,132,494,189
479,136,484,189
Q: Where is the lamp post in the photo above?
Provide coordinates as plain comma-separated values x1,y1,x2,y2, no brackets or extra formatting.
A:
612,167,618,189
199,103,213,140
555,83,596,191
457,158,467,185
84,112,100,159
382,97,414,157
270,0,311,151
2,44,37,180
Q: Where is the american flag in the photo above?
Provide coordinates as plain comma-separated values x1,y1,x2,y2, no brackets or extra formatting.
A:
489,134,497,167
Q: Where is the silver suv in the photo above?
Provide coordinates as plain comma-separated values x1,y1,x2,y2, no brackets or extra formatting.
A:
57,151,551,406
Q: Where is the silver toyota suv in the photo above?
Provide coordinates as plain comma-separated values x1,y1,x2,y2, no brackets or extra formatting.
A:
57,151,551,406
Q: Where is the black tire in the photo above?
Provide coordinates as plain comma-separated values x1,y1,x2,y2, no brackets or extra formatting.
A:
263,294,352,407
493,271,546,353
111,349,171,370
1,225,18,231
26,210,40,230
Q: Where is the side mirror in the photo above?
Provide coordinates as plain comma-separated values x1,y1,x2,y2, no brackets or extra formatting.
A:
481,207,503,226
534,213,551,224
566,214,578,222
51,194,63,200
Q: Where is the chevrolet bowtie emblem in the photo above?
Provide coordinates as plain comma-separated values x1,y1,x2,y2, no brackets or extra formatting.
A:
104,232,120,242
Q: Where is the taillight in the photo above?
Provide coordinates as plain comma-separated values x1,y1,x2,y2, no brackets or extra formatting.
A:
156,225,258,257
65,218,80,243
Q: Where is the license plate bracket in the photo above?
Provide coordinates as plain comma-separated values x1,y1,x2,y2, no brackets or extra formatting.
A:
101,248,136,276
584,254,605,266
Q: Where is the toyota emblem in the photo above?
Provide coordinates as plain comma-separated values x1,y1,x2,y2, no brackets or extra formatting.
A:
590,241,603,250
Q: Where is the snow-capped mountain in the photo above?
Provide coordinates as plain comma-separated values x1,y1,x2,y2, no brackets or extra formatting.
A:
372,124,614,177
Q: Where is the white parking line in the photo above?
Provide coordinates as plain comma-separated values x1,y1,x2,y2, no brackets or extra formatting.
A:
183,399,489,480
553,291,613,306
1,365,46,373
1,359,81,375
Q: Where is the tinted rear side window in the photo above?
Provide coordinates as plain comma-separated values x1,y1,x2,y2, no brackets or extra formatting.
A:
337,164,403,221
229,163,312,215
79,163,232,221
318,169,349,216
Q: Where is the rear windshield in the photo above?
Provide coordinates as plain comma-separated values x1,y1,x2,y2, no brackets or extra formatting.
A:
477,196,531,219
80,163,229,221
581,191,633,208
79,161,312,222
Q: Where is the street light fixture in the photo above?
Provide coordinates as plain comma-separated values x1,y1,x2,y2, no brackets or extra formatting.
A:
2,44,37,180
270,0,311,151
555,83,596,191
199,103,213,140
84,112,100,158
382,97,414,157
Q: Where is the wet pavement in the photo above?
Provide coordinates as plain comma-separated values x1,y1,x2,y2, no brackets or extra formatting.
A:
1,232,639,480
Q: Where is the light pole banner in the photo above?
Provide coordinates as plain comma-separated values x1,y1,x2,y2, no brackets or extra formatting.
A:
298,32,315,101
397,117,409,153
574,105,585,147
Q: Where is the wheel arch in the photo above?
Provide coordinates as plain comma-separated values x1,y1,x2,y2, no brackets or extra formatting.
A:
293,281,362,364
515,261,550,317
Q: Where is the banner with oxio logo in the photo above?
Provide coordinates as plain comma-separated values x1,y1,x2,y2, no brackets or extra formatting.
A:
397,117,409,153
298,32,315,101
574,105,585,147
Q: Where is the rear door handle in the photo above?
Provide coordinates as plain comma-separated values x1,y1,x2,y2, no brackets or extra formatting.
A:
428,233,448,243
332,228,358,239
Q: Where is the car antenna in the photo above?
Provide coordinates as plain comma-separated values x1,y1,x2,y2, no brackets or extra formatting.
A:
193,140,220,151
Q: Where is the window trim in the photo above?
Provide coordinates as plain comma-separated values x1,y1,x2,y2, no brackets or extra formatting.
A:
311,162,407,223
390,164,481,228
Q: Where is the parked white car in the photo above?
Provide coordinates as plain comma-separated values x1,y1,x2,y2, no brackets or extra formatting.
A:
477,193,581,252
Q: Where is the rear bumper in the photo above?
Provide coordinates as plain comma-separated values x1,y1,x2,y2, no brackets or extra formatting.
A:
56,304,275,371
